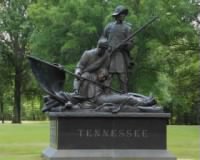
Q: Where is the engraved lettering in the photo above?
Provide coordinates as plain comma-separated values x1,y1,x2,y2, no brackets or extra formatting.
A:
134,129,141,138
86,129,93,137
102,130,110,137
76,129,149,138
77,129,84,137
142,130,148,138
110,129,117,137
118,129,125,137
94,129,101,137
126,129,133,137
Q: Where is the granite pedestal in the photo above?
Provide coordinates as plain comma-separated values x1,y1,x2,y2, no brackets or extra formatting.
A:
42,112,176,160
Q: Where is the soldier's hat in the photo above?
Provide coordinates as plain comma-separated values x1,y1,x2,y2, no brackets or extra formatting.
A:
97,38,109,49
112,5,128,17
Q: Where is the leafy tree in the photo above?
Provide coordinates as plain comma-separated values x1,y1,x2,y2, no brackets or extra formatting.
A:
0,0,34,123
123,0,200,124
28,0,109,62
27,0,200,124
15,0,200,124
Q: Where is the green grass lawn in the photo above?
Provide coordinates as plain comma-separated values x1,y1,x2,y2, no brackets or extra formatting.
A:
0,122,199,160
167,125,200,160
0,121,49,160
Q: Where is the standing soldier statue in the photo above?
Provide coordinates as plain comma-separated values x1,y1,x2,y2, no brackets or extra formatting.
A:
102,5,134,93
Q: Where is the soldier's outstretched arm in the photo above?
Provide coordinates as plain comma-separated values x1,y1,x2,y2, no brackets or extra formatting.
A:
83,52,110,73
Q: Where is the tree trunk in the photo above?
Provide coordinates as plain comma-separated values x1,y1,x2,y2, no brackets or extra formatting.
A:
197,100,200,125
12,67,22,123
31,95,35,120
0,96,4,124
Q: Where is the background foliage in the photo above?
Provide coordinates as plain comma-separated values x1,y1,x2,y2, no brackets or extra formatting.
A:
0,0,199,124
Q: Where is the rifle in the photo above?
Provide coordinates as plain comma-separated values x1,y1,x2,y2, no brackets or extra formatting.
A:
83,16,159,72
28,55,122,94
110,16,159,54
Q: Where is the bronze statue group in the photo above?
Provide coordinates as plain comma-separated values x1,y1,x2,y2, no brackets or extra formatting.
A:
30,5,162,113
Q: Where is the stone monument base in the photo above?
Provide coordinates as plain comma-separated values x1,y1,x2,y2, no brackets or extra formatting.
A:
42,148,176,160
42,112,176,160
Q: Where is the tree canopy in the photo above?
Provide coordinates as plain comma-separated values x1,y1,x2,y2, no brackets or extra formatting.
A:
0,0,199,124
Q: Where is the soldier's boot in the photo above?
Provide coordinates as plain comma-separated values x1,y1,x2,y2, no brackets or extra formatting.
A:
119,73,128,93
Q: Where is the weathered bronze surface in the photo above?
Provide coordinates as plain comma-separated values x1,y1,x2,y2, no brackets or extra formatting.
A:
28,55,162,113
28,6,160,113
